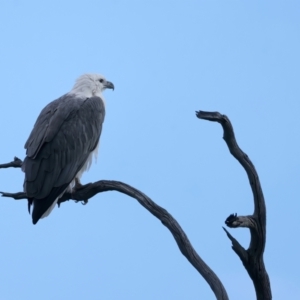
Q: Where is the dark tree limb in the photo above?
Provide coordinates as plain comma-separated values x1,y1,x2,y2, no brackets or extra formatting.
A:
0,157,22,169
1,191,27,200
0,110,272,299
196,111,272,300
1,158,229,300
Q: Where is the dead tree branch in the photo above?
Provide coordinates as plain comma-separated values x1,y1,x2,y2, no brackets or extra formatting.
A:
196,111,272,300
1,158,228,300
1,110,272,299
0,157,22,168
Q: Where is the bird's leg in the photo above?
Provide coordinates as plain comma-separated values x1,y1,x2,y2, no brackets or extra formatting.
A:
74,177,83,189
73,177,88,205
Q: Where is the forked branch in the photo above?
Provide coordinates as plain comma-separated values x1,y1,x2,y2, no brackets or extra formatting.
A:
196,111,272,300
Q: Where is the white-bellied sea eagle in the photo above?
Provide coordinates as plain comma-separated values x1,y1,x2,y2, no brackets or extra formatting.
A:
22,73,114,224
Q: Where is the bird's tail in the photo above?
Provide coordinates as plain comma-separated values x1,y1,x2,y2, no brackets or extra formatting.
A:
32,198,59,224
31,184,69,225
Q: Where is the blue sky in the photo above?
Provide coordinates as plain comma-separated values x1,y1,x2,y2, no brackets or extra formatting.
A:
0,1,299,299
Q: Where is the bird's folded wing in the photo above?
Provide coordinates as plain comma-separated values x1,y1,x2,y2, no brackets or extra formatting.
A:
23,95,105,199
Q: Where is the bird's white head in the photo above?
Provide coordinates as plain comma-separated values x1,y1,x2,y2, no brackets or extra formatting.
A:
70,73,114,99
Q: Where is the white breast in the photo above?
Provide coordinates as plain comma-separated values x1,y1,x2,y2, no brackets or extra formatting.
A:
75,141,100,181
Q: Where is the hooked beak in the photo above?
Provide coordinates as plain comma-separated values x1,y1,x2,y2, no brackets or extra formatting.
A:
104,81,114,91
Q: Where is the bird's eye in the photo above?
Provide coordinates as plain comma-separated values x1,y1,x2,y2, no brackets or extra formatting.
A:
99,79,104,83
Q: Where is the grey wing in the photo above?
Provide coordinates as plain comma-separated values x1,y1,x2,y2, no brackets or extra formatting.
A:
23,95,105,222
24,94,83,159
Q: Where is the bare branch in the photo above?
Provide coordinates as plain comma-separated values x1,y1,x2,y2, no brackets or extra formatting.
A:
196,111,272,300
222,227,248,265
0,157,22,169
1,108,272,300
225,213,257,230
1,158,229,300
0,191,27,200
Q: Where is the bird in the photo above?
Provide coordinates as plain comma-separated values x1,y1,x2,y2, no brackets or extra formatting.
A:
22,73,114,224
